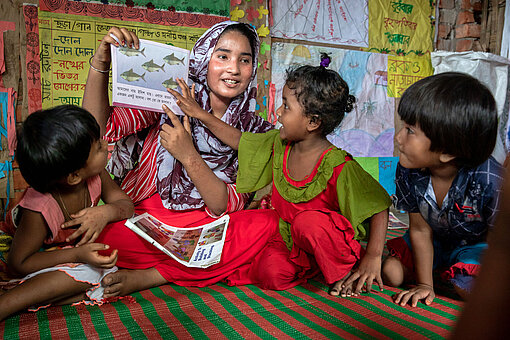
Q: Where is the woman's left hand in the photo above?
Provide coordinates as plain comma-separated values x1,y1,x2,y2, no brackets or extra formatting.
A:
166,78,208,120
160,105,197,163
61,206,109,246
342,253,383,295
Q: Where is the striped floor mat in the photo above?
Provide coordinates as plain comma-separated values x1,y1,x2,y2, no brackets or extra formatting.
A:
0,227,463,339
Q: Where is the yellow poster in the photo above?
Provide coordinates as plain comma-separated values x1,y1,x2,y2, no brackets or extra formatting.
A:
38,10,207,109
387,55,433,97
368,0,435,55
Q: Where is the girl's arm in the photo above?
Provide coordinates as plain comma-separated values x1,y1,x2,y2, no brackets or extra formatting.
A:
82,27,139,136
167,79,242,149
62,169,134,246
394,212,435,307
160,107,228,215
345,208,389,295
8,209,116,276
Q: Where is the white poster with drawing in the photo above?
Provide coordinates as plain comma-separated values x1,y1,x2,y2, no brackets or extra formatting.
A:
111,38,190,114
271,0,369,47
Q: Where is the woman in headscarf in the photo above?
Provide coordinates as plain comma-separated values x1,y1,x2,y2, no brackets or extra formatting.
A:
82,21,278,296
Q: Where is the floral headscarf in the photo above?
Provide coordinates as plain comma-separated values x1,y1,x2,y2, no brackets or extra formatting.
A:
156,21,272,210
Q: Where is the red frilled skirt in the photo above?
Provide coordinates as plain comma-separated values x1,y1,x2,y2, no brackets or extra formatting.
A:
96,194,280,287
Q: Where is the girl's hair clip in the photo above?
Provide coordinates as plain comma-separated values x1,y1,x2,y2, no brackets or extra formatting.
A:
320,53,331,68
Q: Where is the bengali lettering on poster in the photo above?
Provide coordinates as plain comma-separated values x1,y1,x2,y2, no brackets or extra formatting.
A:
368,0,434,56
38,10,206,109
386,55,433,97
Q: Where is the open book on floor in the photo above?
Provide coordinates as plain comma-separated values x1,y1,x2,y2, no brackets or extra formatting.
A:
111,38,190,114
124,213,230,268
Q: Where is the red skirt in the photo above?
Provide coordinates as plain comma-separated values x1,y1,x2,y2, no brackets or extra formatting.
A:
97,194,280,287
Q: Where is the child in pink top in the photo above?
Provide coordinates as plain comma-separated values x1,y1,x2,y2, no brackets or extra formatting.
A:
0,105,134,321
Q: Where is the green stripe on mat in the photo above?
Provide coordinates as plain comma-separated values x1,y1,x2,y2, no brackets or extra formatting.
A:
171,285,244,339
221,284,308,339
309,280,453,337
61,305,87,338
201,286,277,339
296,284,407,339
37,309,51,339
109,298,148,339
248,285,375,339
86,305,114,339
276,288,379,339
2,314,19,340
130,291,177,338
151,286,208,339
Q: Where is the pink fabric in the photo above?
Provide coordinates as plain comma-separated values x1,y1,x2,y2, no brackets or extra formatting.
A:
96,193,280,287
11,175,101,244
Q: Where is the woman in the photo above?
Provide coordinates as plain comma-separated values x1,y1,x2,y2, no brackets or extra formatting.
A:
83,21,278,297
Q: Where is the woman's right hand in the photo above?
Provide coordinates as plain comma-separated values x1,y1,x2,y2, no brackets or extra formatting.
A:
91,27,140,70
76,243,118,269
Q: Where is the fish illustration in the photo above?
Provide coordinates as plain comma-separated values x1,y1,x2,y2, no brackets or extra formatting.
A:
119,47,146,57
120,69,146,82
162,77,178,89
163,53,185,66
141,59,165,72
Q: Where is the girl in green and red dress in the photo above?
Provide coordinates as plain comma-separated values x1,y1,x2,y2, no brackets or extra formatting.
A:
169,59,391,296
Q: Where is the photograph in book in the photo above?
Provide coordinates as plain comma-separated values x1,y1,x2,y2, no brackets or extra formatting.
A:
111,38,190,114
124,213,229,268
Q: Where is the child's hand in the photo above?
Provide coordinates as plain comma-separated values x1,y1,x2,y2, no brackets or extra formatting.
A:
342,253,383,295
160,105,197,163
393,284,435,307
61,206,109,246
76,243,118,268
166,78,208,120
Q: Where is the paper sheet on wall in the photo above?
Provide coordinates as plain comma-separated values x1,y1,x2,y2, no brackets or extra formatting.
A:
271,42,395,157
368,0,435,56
38,10,207,109
432,51,510,164
271,0,368,47
387,55,433,97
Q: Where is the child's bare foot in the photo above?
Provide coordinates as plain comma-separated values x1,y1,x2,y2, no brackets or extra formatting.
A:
330,271,358,297
102,268,167,298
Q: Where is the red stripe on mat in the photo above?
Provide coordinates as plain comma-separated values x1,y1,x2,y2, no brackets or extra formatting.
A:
261,286,382,339
139,288,192,338
236,285,330,340
115,294,164,340
282,286,393,339
160,285,230,340
208,284,295,340
46,307,71,339
186,286,261,339
96,302,131,337
73,305,100,339
305,283,456,339
16,313,40,338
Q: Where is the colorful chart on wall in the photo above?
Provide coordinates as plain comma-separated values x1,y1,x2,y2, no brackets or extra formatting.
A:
271,0,369,48
368,0,435,56
271,42,395,157
38,10,209,109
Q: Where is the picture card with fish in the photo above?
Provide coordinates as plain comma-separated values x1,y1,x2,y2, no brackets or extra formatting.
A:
111,38,190,114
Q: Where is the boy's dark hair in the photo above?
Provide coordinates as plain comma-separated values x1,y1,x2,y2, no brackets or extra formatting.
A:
285,65,355,136
16,105,100,193
398,72,497,167
221,23,258,61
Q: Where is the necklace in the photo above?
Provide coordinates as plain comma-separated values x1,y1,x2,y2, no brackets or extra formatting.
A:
56,185,89,221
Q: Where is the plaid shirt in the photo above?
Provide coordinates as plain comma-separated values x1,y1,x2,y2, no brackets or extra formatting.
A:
394,157,504,250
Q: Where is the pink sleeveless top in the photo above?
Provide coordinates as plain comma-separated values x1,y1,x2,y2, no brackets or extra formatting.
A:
11,175,102,245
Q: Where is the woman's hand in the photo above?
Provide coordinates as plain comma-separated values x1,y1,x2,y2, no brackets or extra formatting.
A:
393,284,435,307
342,253,383,295
160,105,198,164
76,243,118,268
167,78,209,120
91,27,139,71
61,206,110,246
